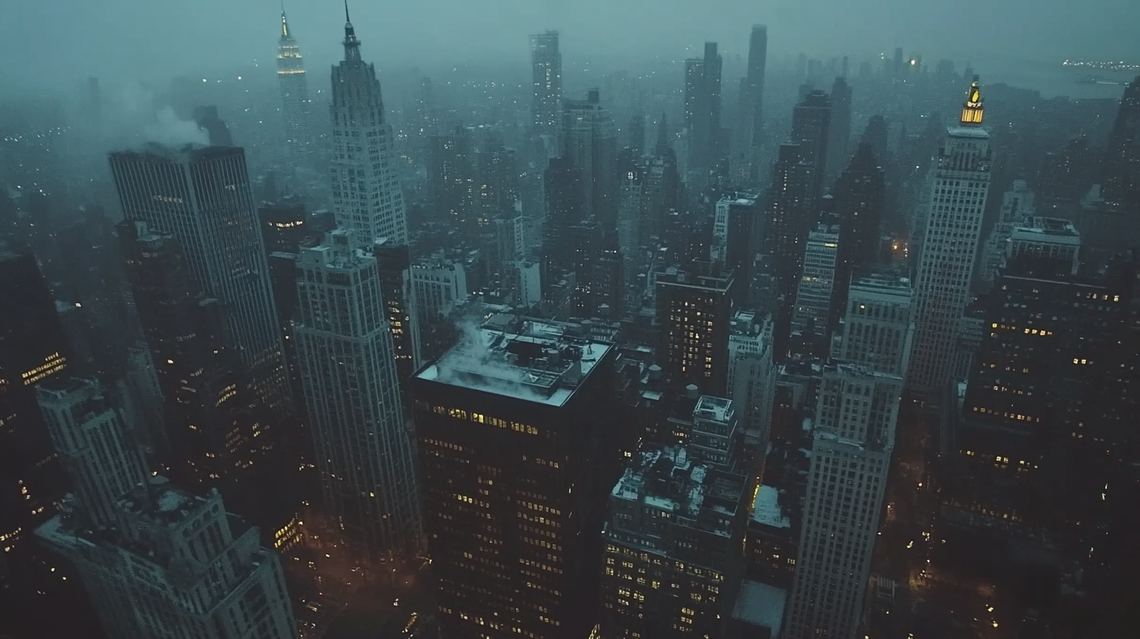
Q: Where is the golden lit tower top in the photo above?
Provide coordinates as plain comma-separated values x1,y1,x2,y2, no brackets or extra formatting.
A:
960,76,984,126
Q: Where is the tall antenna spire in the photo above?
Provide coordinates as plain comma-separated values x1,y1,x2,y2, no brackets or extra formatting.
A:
280,3,290,39
342,0,360,61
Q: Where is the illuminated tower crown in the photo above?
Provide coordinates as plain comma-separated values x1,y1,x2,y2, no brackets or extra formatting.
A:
960,76,984,126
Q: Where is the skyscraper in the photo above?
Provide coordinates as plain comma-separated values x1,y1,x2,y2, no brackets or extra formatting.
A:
563,89,619,228
295,230,421,556
836,273,914,378
744,25,768,149
784,365,903,639
790,223,840,354
35,378,297,639
790,90,832,199
831,142,887,330
907,79,992,400
1100,76,1140,209
531,30,564,145
712,192,761,301
825,77,852,188
329,6,408,245
656,266,736,396
684,43,724,172
762,143,817,300
109,145,292,419
277,10,313,161
412,321,619,639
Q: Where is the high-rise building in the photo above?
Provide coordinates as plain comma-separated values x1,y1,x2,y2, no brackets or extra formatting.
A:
712,193,761,301
977,180,1034,288
295,230,421,556
784,364,903,639
656,266,736,396
564,89,619,229
728,312,778,446
836,273,914,377
277,10,313,161
531,30,564,145
684,43,724,172
762,143,817,300
542,155,585,286
744,25,768,149
412,321,619,639
1101,76,1140,209
117,220,269,492
831,142,886,328
599,406,749,639
258,195,316,254
790,223,840,354
329,7,408,246
0,239,80,637
426,125,475,228
1006,217,1080,274
825,77,852,188
790,90,832,199
109,145,292,419
35,379,297,639
907,79,992,401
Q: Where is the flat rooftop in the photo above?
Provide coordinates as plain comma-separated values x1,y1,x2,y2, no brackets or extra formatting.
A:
693,395,734,425
732,580,787,635
416,321,612,407
1011,216,1080,240
947,126,990,139
751,485,791,529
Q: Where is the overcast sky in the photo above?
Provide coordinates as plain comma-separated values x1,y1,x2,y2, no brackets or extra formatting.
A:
2,0,1138,91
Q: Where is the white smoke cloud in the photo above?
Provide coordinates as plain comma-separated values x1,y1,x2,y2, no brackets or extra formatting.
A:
143,106,208,147
434,319,547,402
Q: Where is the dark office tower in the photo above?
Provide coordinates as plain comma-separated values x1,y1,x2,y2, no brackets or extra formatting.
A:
476,137,520,218
656,266,736,396
412,322,619,639
712,192,761,299
790,223,840,355
259,195,314,254
296,231,421,557
831,143,887,333
35,381,297,639
825,77,852,188
374,241,420,393
860,115,889,163
192,106,234,147
790,90,832,199
599,403,749,639
564,89,619,229
1100,76,1140,209
1037,137,1094,211
893,48,904,78
117,221,265,490
762,143,817,300
628,113,646,157
684,42,724,172
427,124,475,225
531,30,564,143
277,10,313,161
330,7,408,245
542,155,585,285
744,25,768,149
0,239,76,636
907,80,991,401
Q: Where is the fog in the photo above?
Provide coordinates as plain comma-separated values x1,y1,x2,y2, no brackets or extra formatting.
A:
3,0,1138,92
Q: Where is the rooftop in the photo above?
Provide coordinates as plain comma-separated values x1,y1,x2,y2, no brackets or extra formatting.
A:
416,321,613,407
1011,216,1080,241
693,395,734,425
947,126,990,139
751,485,791,529
732,580,787,634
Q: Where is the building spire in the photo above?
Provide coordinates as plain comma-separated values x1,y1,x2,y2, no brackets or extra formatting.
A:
342,0,361,61
959,76,984,126
280,5,290,39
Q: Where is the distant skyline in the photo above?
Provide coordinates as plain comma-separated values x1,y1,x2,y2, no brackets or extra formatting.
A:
2,0,1138,92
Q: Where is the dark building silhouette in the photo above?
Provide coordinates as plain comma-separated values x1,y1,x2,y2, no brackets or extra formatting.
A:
192,105,234,146
762,143,817,302
830,143,887,333
564,89,618,230
628,113,646,157
1101,76,1140,210
1038,137,1094,212
542,155,585,289
412,322,620,639
476,137,520,219
258,196,315,254
656,265,736,397
713,193,761,303
861,115,889,163
427,125,475,228
744,25,768,150
790,90,832,200
825,77,852,189
531,30,564,144
684,43,724,172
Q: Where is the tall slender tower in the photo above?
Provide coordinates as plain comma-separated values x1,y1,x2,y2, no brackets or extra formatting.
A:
329,3,408,245
1100,76,1140,209
530,30,564,145
684,43,724,172
277,9,313,161
295,230,421,557
745,25,768,149
109,146,293,420
907,79,992,401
